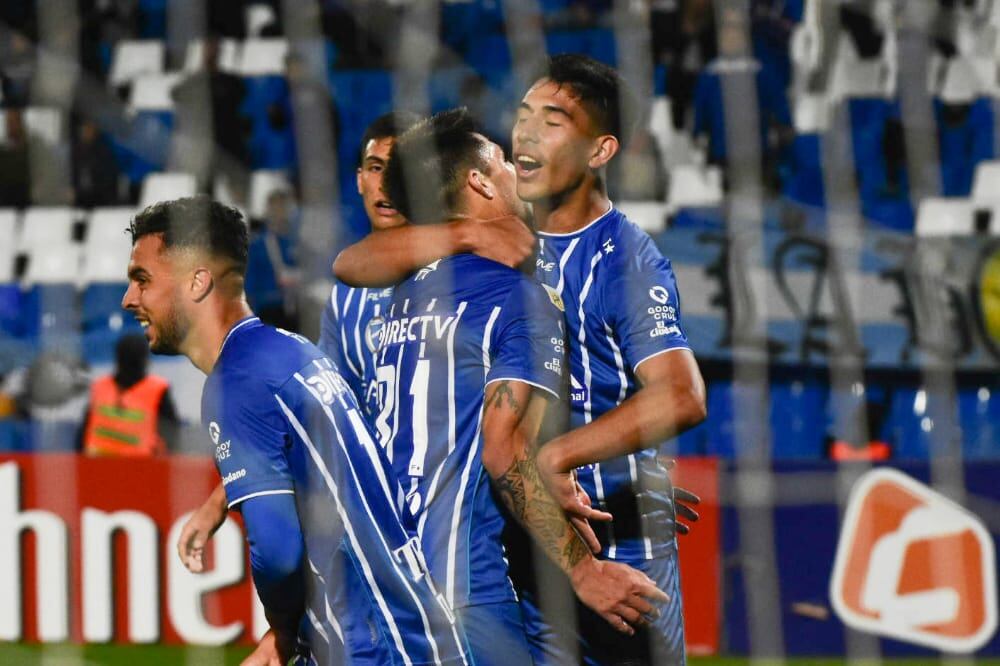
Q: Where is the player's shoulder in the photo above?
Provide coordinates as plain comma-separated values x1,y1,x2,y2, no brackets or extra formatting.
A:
217,318,325,390
601,208,673,273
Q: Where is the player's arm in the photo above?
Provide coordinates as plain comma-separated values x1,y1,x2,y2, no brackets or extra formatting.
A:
178,482,228,573
239,493,305,664
481,379,668,635
536,350,706,517
332,216,535,287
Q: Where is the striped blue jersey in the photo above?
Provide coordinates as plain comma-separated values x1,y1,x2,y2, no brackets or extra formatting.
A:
317,281,394,415
202,317,467,665
372,255,565,610
535,207,691,563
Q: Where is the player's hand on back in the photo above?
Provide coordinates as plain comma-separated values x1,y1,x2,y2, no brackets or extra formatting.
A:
569,558,669,636
178,483,229,573
240,629,293,666
662,458,700,536
536,446,613,547
457,215,536,270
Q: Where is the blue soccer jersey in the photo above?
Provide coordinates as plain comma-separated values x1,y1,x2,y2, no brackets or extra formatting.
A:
371,255,565,611
535,206,691,562
318,281,394,415
202,316,466,665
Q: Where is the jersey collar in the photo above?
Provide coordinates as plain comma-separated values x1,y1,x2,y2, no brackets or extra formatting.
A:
536,202,614,239
219,316,260,356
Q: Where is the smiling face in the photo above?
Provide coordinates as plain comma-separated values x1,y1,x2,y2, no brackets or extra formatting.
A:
479,135,533,223
357,136,406,231
121,234,191,356
512,78,604,203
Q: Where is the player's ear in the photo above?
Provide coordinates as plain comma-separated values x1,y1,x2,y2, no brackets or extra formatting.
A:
468,169,494,200
190,267,214,303
588,135,619,170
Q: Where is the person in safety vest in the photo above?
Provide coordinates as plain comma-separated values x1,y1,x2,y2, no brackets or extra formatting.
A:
82,333,179,456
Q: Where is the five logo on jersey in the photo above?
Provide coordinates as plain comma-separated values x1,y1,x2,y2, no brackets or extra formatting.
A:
830,468,998,653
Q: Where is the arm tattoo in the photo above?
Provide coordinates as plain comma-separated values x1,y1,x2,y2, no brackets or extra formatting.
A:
493,452,590,572
487,380,522,415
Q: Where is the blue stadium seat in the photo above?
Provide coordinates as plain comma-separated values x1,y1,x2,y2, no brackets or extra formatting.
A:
936,98,995,197
113,110,174,186
782,134,825,207
0,284,22,337
137,0,168,38
20,285,80,342
467,34,512,77
705,380,736,458
770,380,827,459
546,30,588,57
885,387,962,459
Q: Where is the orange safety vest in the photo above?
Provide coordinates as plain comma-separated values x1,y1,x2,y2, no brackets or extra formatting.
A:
829,439,891,462
83,375,169,457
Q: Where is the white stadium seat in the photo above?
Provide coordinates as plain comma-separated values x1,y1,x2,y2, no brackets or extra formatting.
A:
618,201,670,234
667,165,724,212
249,170,292,218
915,198,975,236
109,40,165,86
17,207,77,253
23,107,62,144
238,38,289,76
86,208,136,255
971,160,1000,204
0,209,19,282
139,173,198,209
82,247,132,284
23,244,83,286
128,73,184,113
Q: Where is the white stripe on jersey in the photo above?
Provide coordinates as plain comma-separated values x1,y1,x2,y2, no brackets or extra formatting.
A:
555,237,581,297
340,289,362,379
444,305,501,608
330,284,340,319
445,302,467,454
307,557,345,644
355,288,368,375
277,391,456,666
226,488,294,509
306,608,331,646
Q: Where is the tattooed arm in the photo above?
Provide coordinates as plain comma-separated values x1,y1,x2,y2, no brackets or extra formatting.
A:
480,380,668,635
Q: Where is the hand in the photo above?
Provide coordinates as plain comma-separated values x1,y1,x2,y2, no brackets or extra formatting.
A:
536,446,613,535
241,629,281,666
661,458,700,536
177,486,228,573
569,557,669,635
460,215,536,270
568,473,607,554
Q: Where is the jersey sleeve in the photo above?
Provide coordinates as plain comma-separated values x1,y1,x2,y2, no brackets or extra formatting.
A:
317,285,344,365
602,249,691,372
204,376,294,508
486,280,566,400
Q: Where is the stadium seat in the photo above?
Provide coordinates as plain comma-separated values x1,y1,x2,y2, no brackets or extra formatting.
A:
666,165,723,213
238,39,289,76
885,387,962,459
249,171,292,219
17,208,77,254
23,244,83,287
618,201,669,234
23,107,62,144
971,160,1000,204
139,172,197,209
914,197,975,236
86,208,136,250
246,3,278,38
109,40,165,86
770,380,827,459
793,93,829,133
128,73,183,113
936,98,995,197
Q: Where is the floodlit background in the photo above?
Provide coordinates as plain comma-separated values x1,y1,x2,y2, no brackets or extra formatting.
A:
0,0,999,664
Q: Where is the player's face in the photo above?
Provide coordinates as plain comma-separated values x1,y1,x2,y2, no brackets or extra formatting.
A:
357,136,405,231
512,78,602,202
122,234,191,356
481,138,532,222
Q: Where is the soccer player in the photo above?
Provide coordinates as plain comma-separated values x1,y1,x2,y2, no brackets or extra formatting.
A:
123,196,468,665
333,55,707,665
374,108,668,665
318,112,539,415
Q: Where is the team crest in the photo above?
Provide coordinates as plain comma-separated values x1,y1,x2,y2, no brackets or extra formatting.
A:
542,284,565,312
365,315,386,354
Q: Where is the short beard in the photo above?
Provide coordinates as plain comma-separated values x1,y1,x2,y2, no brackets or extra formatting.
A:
149,303,189,356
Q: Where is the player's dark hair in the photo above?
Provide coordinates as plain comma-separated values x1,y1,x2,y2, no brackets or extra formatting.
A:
383,107,490,225
128,195,249,273
357,111,423,166
532,53,637,147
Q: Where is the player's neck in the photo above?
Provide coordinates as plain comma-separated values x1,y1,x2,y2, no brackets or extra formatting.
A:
183,299,254,374
533,179,610,235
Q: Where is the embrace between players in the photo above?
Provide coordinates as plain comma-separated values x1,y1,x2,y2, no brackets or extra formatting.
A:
124,54,706,665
